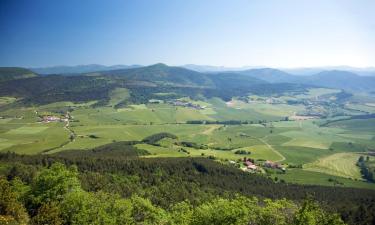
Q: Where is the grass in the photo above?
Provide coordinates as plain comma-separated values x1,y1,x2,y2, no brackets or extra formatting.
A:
272,169,375,190
208,98,281,122
108,88,130,107
294,88,340,99
6,126,49,134
1,91,375,190
239,145,283,161
304,152,363,179
276,146,333,165
0,123,70,154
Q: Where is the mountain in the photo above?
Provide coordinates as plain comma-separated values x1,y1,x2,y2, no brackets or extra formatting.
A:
30,64,142,75
285,66,375,76
182,64,260,73
232,68,375,92
0,67,38,82
0,64,308,105
207,72,267,89
304,70,375,91
235,68,300,83
100,63,216,88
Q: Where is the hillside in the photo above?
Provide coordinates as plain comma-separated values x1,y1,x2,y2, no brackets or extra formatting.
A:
0,64,306,105
0,67,38,82
30,64,141,75
305,70,375,92
236,68,301,83
100,63,216,88
235,68,375,92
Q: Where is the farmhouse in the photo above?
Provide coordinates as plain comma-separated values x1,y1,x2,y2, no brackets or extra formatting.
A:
41,115,69,123
168,100,205,110
243,159,258,171
264,160,285,171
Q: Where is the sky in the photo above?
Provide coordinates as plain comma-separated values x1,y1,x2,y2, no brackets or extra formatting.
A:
0,0,374,68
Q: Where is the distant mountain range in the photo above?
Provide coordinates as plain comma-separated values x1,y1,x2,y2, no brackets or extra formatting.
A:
0,63,373,103
181,64,375,77
30,64,142,75
0,67,38,82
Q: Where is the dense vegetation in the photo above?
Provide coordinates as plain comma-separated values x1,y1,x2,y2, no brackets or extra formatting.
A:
0,65,310,106
1,65,375,224
0,142,375,224
0,67,37,82
357,155,374,182
0,162,346,225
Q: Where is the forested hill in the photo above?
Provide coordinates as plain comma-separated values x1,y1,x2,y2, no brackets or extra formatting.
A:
28,63,375,92
235,68,375,92
97,63,216,88
0,67,38,82
1,141,375,224
0,65,306,105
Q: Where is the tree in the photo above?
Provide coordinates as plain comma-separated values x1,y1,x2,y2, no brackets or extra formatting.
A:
130,195,169,224
60,190,134,225
192,196,258,225
293,198,345,225
31,163,81,204
169,201,193,225
257,198,297,225
0,178,30,225
31,201,63,225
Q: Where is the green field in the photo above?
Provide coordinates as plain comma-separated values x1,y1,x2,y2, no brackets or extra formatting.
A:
1,89,375,190
304,153,363,179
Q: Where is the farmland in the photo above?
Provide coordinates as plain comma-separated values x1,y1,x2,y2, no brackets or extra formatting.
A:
0,87,374,191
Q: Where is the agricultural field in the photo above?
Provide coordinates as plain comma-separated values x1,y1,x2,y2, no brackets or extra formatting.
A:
0,87,374,190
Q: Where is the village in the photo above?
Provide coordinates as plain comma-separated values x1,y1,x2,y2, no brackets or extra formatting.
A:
167,99,207,110
39,112,71,123
230,157,286,174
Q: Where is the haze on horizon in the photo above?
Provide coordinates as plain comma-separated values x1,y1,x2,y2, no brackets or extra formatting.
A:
0,0,374,68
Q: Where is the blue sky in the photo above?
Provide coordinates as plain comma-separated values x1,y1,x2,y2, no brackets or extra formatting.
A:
0,0,374,67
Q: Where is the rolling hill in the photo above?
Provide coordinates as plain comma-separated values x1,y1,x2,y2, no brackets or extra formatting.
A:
99,63,215,88
0,67,38,82
236,68,300,83
30,64,141,75
0,64,308,105
235,68,375,92
304,70,375,91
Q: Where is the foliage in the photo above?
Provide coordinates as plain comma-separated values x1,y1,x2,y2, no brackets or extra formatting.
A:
0,179,30,225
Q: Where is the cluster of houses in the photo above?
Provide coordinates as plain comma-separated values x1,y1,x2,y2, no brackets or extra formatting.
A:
41,115,68,123
232,158,286,173
168,100,206,110
264,160,286,172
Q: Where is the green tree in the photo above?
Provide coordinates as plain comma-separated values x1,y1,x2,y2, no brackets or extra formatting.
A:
257,198,297,225
293,198,345,225
168,201,193,225
31,163,81,204
31,201,63,225
192,195,258,225
60,190,134,225
0,178,29,225
130,195,169,224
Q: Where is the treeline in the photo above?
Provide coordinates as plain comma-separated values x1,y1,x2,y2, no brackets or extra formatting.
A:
0,163,345,225
0,68,312,107
186,120,270,125
357,156,374,182
142,132,178,145
0,145,375,224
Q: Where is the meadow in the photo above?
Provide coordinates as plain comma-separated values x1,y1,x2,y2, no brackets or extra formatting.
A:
0,87,374,190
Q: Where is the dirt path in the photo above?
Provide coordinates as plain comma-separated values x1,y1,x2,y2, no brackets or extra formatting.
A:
258,136,286,162
201,125,221,135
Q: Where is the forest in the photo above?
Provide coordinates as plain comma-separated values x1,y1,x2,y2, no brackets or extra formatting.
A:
0,141,374,224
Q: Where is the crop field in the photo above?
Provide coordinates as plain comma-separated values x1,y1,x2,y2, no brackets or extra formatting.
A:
304,153,363,179
0,90,374,190
272,169,375,190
